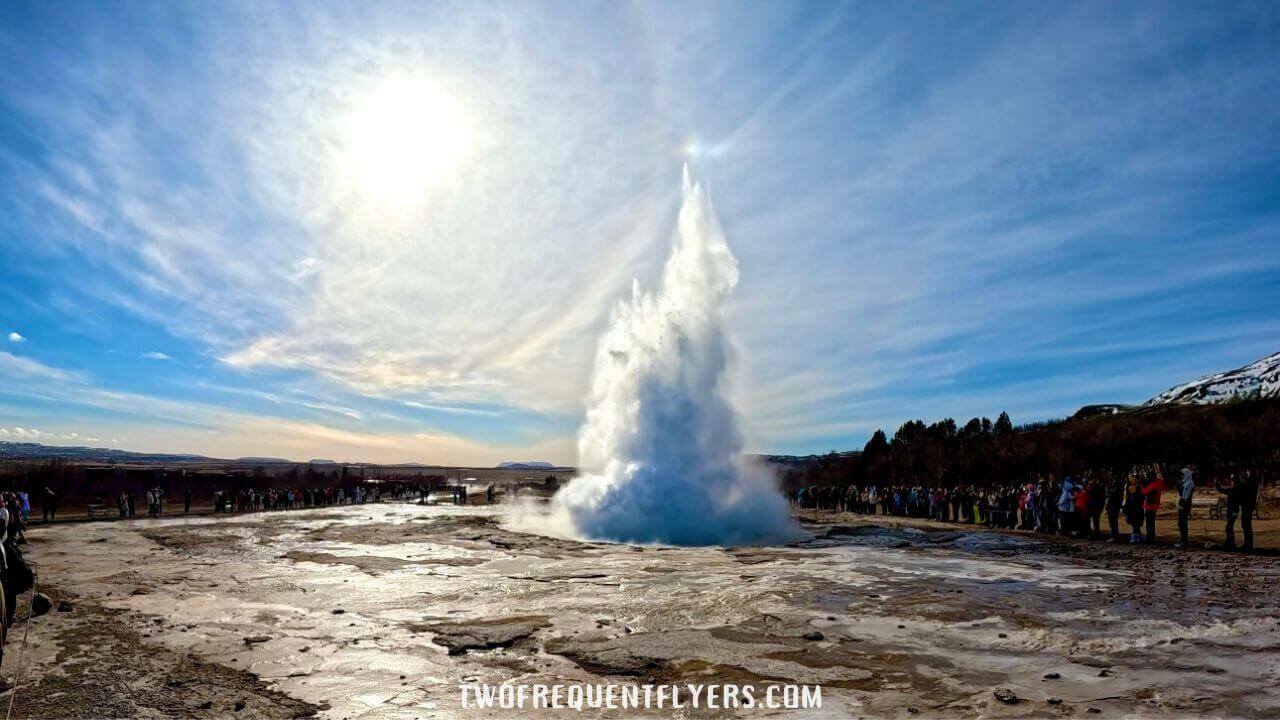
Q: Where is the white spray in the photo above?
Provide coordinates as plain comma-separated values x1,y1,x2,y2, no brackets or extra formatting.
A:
537,167,796,546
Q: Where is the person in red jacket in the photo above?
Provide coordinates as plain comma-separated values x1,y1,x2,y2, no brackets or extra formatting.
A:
1141,466,1167,545
1073,476,1090,539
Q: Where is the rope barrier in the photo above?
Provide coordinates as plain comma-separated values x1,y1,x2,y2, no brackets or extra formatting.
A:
5,563,38,720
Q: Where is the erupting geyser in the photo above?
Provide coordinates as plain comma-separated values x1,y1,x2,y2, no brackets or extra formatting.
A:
544,167,796,545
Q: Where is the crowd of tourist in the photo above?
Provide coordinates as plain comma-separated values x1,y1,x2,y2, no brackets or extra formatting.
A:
106,486,174,518
791,464,1267,552
209,484,380,513
21,479,495,522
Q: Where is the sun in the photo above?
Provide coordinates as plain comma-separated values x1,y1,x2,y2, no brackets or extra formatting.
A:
343,75,471,205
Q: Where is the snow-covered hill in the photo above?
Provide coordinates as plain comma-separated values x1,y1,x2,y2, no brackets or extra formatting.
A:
1145,350,1280,405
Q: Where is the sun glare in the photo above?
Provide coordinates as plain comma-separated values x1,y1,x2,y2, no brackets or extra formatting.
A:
343,76,471,205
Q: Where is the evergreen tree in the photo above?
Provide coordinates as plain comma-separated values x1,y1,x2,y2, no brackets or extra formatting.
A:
864,429,889,455
994,411,1013,435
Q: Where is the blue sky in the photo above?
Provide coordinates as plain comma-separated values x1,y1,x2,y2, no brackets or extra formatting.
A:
1,1,1278,464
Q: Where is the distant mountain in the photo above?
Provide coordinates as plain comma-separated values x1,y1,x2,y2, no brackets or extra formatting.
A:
497,461,561,470
0,442,567,470
1145,351,1280,406
0,441,210,464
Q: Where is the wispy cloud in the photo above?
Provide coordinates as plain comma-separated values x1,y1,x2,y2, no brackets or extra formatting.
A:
142,351,173,361
402,400,506,417
0,351,83,384
7,332,24,343
0,353,563,462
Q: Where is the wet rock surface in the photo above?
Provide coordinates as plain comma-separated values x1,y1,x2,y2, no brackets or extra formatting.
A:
18,503,1280,719
6,601,319,719
418,615,550,655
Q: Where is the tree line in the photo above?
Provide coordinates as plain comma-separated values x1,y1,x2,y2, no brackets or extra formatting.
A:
781,399,1280,490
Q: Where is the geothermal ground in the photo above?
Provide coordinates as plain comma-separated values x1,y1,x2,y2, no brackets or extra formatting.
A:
8,502,1280,718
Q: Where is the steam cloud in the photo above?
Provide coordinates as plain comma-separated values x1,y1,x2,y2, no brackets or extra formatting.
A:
535,168,796,546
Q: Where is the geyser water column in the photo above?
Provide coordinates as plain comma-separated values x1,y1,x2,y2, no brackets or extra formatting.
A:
548,168,796,546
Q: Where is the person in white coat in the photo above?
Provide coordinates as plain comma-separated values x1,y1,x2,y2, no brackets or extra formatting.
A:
1175,466,1195,548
